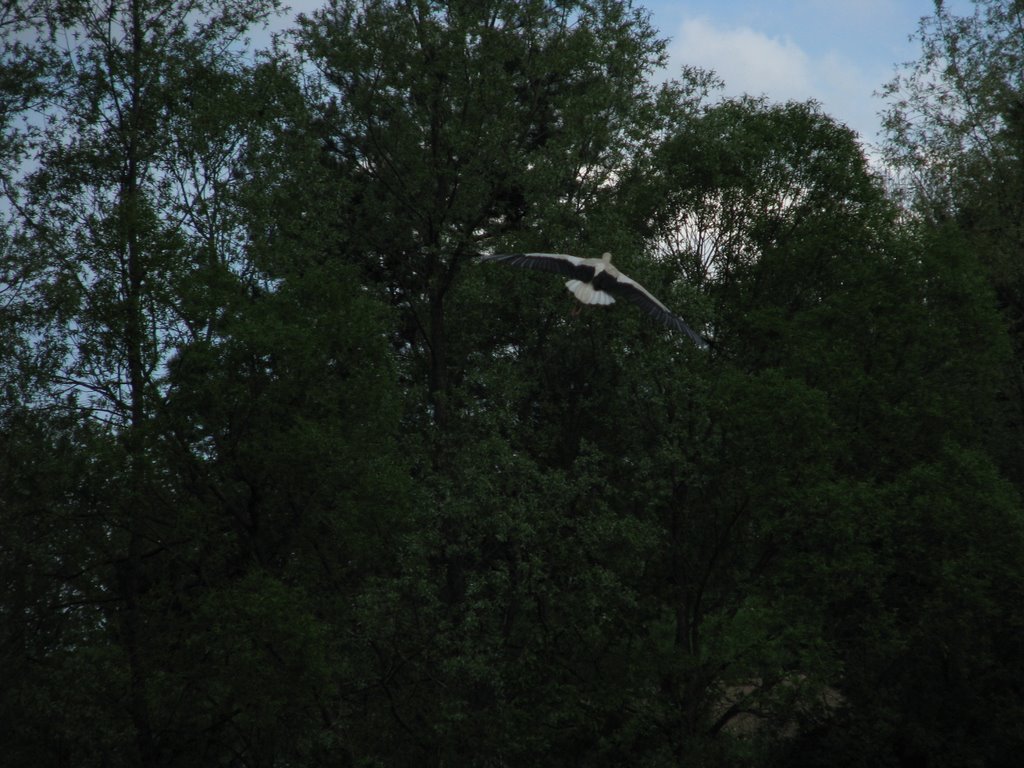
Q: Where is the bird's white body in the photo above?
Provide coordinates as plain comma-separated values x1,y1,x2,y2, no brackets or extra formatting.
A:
565,252,617,305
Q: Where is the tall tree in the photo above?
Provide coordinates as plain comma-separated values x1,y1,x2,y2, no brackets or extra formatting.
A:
882,0,1024,483
638,94,1023,766
1,1,290,764
873,4,1024,760
295,0,685,428
289,3,722,763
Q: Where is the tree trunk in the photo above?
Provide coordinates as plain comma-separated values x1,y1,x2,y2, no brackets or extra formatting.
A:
121,1,158,762
428,290,448,429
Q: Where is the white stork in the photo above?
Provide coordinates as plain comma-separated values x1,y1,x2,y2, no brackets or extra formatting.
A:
480,252,707,349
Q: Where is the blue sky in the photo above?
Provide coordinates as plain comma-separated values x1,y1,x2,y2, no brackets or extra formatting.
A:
275,1,974,154
643,0,974,152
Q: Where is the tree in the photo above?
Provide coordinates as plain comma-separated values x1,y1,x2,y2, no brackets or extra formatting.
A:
639,93,1023,766
882,0,1024,484
285,3,750,763
295,0,691,428
0,2,318,764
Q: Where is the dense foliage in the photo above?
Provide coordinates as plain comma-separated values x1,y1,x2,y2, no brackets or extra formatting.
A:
2,1,1022,766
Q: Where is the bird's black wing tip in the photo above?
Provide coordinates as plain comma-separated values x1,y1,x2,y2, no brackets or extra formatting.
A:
676,321,709,350
659,312,709,349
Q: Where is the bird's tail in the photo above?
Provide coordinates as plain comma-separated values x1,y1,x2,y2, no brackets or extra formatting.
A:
566,279,615,306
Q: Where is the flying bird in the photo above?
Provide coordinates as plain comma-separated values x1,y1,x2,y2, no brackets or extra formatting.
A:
480,251,707,349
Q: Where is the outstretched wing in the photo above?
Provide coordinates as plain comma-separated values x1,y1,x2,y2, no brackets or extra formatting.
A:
479,252,597,281
595,270,708,349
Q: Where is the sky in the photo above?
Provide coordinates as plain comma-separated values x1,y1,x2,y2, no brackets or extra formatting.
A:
270,1,976,155
643,0,975,153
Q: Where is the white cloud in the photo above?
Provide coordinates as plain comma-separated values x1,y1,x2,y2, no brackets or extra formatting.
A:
665,16,882,146
671,17,814,100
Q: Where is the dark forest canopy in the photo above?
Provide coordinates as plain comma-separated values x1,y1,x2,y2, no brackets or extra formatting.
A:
1,1,1023,766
